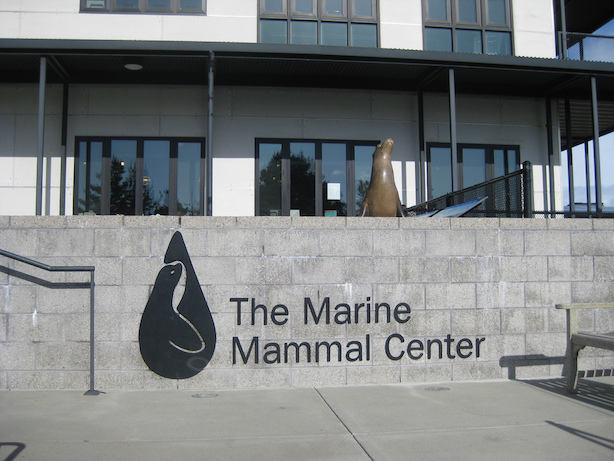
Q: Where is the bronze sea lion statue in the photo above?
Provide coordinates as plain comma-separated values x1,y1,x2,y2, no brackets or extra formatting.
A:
359,138,406,217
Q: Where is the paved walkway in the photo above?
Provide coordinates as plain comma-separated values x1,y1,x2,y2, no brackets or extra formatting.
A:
1,377,613,461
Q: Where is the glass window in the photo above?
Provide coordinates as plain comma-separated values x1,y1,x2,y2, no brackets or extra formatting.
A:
485,30,511,55
354,0,373,17
456,29,482,53
290,142,316,216
143,140,170,215
264,0,284,12
425,27,453,52
325,0,345,15
322,143,348,216
322,22,348,46
487,0,506,24
179,0,202,11
354,144,375,215
261,19,288,43
116,0,139,9
429,146,453,198
294,0,315,14
291,20,318,45
351,23,377,47
77,141,102,214
259,143,283,216
462,148,486,187
85,0,108,8
458,0,478,23
148,0,171,10
110,140,137,215
428,0,448,21
177,142,201,215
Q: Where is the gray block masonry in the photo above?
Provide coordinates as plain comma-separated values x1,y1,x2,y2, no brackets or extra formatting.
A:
0,216,613,390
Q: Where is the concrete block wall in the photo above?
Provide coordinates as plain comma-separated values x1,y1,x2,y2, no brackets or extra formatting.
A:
1,216,613,390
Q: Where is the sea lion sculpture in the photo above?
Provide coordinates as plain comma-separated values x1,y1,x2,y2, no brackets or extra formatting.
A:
359,138,406,217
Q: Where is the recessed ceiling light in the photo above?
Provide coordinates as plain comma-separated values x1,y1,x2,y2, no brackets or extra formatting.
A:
124,62,143,71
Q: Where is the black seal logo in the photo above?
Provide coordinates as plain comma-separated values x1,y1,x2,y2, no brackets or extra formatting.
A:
139,231,216,379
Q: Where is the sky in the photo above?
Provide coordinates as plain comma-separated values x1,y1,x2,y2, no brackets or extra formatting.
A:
561,18,614,208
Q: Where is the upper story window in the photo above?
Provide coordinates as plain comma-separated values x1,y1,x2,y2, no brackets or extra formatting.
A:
81,0,205,14
259,0,378,47
423,0,513,55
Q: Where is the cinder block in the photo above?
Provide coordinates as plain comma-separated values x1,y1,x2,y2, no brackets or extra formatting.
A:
346,217,399,229
37,229,94,257
64,371,90,390
500,256,547,282
95,342,126,370
400,257,450,283
235,368,291,388
90,257,123,286
10,216,66,229
94,313,123,341
123,215,180,229
121,257,164,285
292,257,346,284
36,343,89,370
0,342,36,370
501,308,525,334
547,218,592,230
207,228,263,257
525,333,567,357
8,371,64,389
498,230,524,256
426,229,476,256
292,366,346,387
571,281,614,304
401,363,452,383
422,310,452,336
374,229,425,257
180,216,237,229
236,257,291,285
452,362,502,381
5,285,36,313
293,216,345,229
499,218,546,230
95,285,150,313
36,287,90,314
65,215,123,229
177,368,237,389
262,229,319,256
319,230,372,256
594,256,614,281
451,218,501,229
347,257,399,284
571,231,614,256
476,282,524,309
121,371,177,390
592,219,614,230
8,313,65,342
426,283,476,310
373,283,425,311
95,228,151,257
164,228,205,257
524,308,547,333
525,230,570,256
548,255,594,281
0,229,38,256
65,313,90,342
121,313,142,342
451,309,500,335
451,256,500,283
237,216,292,229
525,281,571,307
400,217,450,230
190,256,236,285
346,365,400,385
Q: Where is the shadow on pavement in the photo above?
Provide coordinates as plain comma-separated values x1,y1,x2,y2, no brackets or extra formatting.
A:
0,443,26,461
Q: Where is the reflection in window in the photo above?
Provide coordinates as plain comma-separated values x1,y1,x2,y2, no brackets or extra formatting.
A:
295,0,314,14
429,146,453,199
427,0,448,21
487,0,506,24
458,0,478,23
322,143,347,216
485,31,511,55
110,140,137,215
148,0,171,10
456,29,482,53
354,0,372,16
77,141,102,214
425,27,452,52
258,143,283,216
177,142,201,215
322,22,347,46
143,140,170,215
462,148,486,187
290,142,316,216
354,144,375,215
261,19,288,43
351,23,377,47
291,20,318,44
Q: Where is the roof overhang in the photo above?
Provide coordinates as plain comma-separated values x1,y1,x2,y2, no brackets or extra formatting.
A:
1,39,613,148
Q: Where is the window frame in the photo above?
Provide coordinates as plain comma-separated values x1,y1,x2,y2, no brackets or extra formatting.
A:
426,142,520,199
74,136,206,216
423,0,513,55
80,0,206,14
255,138,380,217
259,0,379,47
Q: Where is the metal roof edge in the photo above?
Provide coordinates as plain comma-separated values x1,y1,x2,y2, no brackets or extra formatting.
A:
1,38,614,76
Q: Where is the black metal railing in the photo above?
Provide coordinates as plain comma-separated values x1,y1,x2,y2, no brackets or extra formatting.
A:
0,249,100,396
405,161,533,218
560,32,614,63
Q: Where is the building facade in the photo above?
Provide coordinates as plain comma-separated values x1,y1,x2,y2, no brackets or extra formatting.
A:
1,0,612,218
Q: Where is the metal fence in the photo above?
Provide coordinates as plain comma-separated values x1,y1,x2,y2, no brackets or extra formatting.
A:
405,161,533,218
561,33,614,63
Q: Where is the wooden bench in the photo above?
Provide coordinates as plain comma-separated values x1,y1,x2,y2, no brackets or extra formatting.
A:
555,303,614,393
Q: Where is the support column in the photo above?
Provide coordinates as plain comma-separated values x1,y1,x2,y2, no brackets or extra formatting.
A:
546,97,556,217
591,77,602,214
565,99,575,214
448,68,459,192
418,90,425,203
559,0,568,59
36,57,47,216
205,51,215,216
60,83,69,215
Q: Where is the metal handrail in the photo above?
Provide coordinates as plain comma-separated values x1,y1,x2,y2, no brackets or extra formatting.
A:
0,249,100,396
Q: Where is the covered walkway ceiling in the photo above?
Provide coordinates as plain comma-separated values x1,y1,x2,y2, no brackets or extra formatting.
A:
1,39,614,148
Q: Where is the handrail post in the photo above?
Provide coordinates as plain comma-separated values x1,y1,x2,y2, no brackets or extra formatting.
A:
84,269,100,395
523,161,533,218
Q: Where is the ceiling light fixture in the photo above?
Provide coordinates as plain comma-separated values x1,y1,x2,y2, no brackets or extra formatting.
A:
124,58,143,71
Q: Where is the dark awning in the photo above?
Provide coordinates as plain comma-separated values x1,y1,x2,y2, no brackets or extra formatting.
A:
1,39,613,148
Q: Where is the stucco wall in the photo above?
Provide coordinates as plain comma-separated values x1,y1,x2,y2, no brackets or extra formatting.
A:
1,216,613,390
0,83,556,217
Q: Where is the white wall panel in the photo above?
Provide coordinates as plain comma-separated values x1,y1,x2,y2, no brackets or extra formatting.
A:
379,0,423,50
512,0,556,58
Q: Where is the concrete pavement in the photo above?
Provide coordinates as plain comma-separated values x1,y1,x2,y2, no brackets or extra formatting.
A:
1,377,613,460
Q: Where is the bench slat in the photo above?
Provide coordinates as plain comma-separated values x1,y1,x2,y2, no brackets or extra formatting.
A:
572,332,614,351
